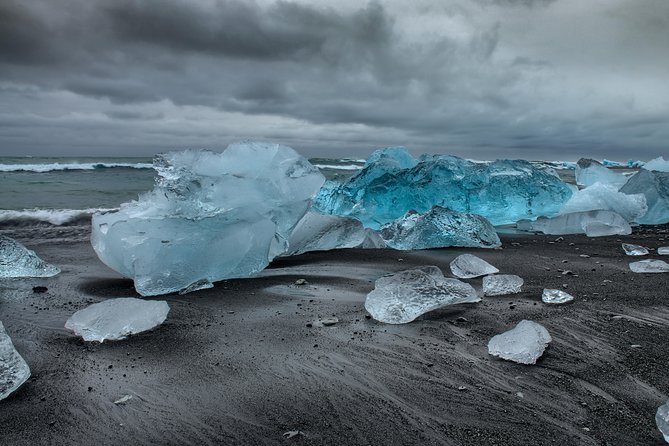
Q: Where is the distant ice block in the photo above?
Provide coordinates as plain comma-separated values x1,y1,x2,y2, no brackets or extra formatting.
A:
482,274,523,296
488,320,552,364
622,243,649,256
517,210,631,236
314,147,573,228
365,266,480,324
619,169,669,224
91,143,325,296
644,156,669,172
0,235,60,278
542,289,574,304
450,254,499,278
559,182,647,222
575,158,627,188
378,206,501,250
659,247,669,255
286,212,372,255
629,260,669,274
65,298,170,342
657,401,669,443
0,321,31,400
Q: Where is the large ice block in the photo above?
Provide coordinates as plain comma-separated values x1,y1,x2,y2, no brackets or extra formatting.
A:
314,147,573,228
644,156,669,172
488,320,552,364
450,254,499,278
0,235,60,278
619,169,669,224
516,210,631,236
365,266,480,324
378,206,501,250
0,321,31,400
559,182,647,222
575,158,628,188
91,143,325,296
65,298,170,342
285,212,372,255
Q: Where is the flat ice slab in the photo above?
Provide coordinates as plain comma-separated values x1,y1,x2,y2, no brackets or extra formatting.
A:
450,254,499,279
0,235,60,278
365,266,480,324
622,243,649,256
488,320,552,365
517,210,631,237
629,260,669,273
657,400,669,443
65,298,170,342
0,321,31,400
542,289,574,304
482,274,523,296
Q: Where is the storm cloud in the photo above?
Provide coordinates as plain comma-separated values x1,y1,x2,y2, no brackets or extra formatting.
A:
0,0,667,159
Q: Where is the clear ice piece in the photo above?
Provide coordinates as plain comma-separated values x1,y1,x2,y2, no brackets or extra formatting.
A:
656,400,669,443
542,289,574,304
559,182,647,222
286,212,371,255
91,143,325,296
450,254,499,279
619,169,669,225
378,206,500,250
0,321,31,400
488,320,552,364
0,235,60,278
629,260,669,273
314,147,573,228
65,298,170,342
483,274,523,296
622,243,649,256
517,210,631,236
365,267,480,324
575,158,628,188
658,246,669,255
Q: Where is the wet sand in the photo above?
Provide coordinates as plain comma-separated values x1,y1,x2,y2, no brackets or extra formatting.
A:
1,225,669,445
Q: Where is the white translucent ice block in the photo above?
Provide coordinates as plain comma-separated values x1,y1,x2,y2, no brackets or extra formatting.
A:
0,236,60,278
450,254,499,279
542,289,574,304
482,274,523,296
488,320,552,364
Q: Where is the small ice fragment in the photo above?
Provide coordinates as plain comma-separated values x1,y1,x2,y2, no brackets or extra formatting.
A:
313,317,339,327
450,254,499,279
0,321,31,400
114,395,132,405
656,401,669,443
542,289,574,304
365,267,480,324
65,298,170,342
0,235,60,278
658,247,669,255
482,274,523,296
283,431,304,439
622,243,649,256
629,260,669,273
488,320,552,364
178,278,213,295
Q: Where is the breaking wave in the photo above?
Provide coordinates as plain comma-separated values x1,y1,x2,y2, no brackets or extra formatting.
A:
0,208,117,227
0,162,153,172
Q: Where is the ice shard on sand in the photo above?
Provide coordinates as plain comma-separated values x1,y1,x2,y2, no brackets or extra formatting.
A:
0,235,60,278
0,321,31,400
488,320,552,365
450,254,499,279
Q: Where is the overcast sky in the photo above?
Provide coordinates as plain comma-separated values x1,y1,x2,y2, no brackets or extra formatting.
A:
0,0,667,160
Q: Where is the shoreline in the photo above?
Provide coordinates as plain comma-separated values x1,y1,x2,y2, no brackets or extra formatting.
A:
1,226,668,444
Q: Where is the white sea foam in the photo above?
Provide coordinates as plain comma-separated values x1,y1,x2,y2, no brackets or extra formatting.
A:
312,163,363,171
0,162,152,172
0,208,117,226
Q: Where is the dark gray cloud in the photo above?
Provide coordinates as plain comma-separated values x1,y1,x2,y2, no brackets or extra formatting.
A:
0,0,667,160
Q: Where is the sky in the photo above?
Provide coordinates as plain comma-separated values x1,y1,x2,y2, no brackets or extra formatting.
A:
0,0,667,160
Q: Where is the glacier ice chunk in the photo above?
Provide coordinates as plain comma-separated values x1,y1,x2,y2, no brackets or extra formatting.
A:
450,254,499,279
314,147,573,228
622,243,649,256
644,156,669,172
488,320,551,364
0,321,31,400
657,400,669,443
619,169,669,224
0,235,60,278
658,247,669,255
286,212,374,255
378,206,501,250
365,266,480,324
517,210,631,236
629,260,669,274
559,182,647,222
91,143,325,296
542,289,574,304
482,274,523,296
575,158,627,188
65,298,170,342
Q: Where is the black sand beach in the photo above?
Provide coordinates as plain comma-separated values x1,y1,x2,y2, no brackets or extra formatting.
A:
1,225,669,445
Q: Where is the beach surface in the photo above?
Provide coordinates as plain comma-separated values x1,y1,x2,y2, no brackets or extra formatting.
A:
1,225,669,445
